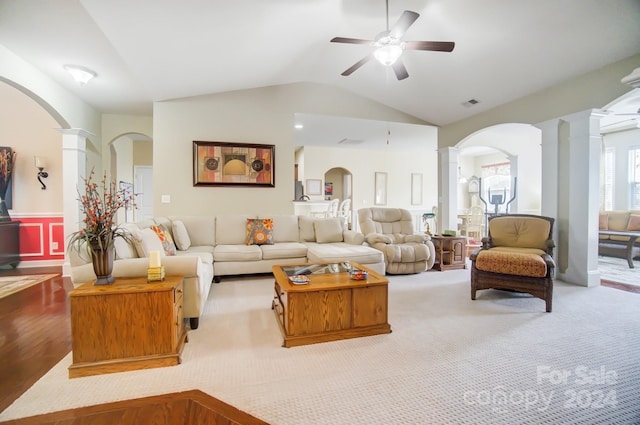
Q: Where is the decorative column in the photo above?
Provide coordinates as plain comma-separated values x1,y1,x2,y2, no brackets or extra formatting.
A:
507,154,518,213
557,110,606,287
535,118,560,251
58,128,92,277
438,147,460,234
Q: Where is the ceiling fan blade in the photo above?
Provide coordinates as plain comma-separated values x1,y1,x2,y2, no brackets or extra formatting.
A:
389,11,420,39
330,37,374,45
392,60,409,80
341,54,373,76
404,41,455,52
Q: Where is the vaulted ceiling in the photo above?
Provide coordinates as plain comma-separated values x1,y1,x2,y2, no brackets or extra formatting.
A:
1,0,639,128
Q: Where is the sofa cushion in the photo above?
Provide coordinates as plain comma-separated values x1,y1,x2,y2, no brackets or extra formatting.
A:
114,236,138,260
314,218,343,243
246,218,274,245
172,220,192,250
133,227,166,258
175,250,213,265
489,217,550,251
475,249,547,278
214,244,262,262
305,242,383,265
298,216,317,242
170,216,215,247
261,242,307,260
217,215,252,245
627,214,640,231
267,215,300,242
608,211,630,232
150,224,177,256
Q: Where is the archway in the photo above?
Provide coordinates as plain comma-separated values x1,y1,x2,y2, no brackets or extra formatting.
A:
109,132,153,221
324,167,353,228
455,123,542,219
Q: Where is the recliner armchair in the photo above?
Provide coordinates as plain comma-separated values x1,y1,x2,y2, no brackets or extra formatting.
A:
358,207,435,274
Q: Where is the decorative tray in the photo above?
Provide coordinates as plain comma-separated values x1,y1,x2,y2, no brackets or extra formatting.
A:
289,275,310,285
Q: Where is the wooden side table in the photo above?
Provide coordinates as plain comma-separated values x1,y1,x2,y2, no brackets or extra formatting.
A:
68,275,187,378
432,235,467,271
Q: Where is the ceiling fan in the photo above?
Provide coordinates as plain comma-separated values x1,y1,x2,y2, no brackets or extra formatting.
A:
330,0,455,80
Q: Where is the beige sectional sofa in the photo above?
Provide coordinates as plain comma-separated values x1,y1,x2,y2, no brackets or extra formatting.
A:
70,214,384,329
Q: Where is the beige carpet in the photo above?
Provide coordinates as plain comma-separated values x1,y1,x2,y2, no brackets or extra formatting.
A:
1,269,639,424
0,274,59,300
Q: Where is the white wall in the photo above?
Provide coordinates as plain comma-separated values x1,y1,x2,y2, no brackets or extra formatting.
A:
0,82,62,213
152,82,431,216
301,144,438,231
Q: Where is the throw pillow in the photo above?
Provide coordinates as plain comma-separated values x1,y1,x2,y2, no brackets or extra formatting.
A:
246,218,274,245
599,213,609,230
172,220,192,250
150,224,177,256
627,214,640,231
114,235,138,260
133,227,166,258
314,218,343,243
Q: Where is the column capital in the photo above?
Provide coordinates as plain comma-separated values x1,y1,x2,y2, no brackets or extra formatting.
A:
56,128,95,138
438,146,460,162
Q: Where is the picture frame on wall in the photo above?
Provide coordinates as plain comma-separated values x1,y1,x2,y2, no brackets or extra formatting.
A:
374,172,387,205
306,179,322,195
193,141,275,187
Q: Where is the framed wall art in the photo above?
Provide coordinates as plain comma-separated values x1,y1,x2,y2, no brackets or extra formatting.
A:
193,141,275,187
306,179,322,195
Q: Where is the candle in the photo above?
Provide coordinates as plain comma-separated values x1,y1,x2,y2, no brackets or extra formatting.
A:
149,250,161,268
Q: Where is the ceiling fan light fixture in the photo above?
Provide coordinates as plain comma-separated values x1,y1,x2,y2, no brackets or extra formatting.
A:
63,64,97,86
374,44,403,66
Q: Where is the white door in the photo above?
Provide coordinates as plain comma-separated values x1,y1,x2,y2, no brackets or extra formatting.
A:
134,166,153,221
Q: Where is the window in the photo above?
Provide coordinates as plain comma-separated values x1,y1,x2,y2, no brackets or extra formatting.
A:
603,147,614,211
630,147,640,209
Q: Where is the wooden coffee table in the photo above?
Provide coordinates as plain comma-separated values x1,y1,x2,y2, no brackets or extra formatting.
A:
271,262,391,348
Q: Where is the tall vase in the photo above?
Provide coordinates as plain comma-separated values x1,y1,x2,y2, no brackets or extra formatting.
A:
91,246,115,285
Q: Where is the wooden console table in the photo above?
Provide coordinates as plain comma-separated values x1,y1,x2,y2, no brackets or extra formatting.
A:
68,275,187,378
432,235,467,271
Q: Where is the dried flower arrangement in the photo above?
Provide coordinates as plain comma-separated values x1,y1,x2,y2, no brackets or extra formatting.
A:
67,169,137,254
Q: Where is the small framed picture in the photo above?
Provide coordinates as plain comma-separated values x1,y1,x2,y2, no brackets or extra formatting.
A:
306,179,322,195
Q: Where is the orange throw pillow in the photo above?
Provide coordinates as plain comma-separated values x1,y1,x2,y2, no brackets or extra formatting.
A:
627,214,640,231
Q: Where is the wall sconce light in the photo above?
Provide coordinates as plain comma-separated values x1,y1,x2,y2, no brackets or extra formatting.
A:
34,157,48,190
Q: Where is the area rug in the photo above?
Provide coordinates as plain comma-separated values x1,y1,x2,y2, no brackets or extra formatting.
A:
0,274,59,300
1,270,639,424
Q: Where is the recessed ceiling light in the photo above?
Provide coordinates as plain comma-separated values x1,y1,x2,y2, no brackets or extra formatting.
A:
63,64,97,86
294,123,304,129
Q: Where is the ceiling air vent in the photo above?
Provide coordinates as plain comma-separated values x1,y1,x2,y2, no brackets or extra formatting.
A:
462,98,480,108
338,138,364,145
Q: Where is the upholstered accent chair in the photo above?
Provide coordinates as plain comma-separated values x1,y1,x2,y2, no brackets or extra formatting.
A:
358,207,435,274
470,214,555,312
